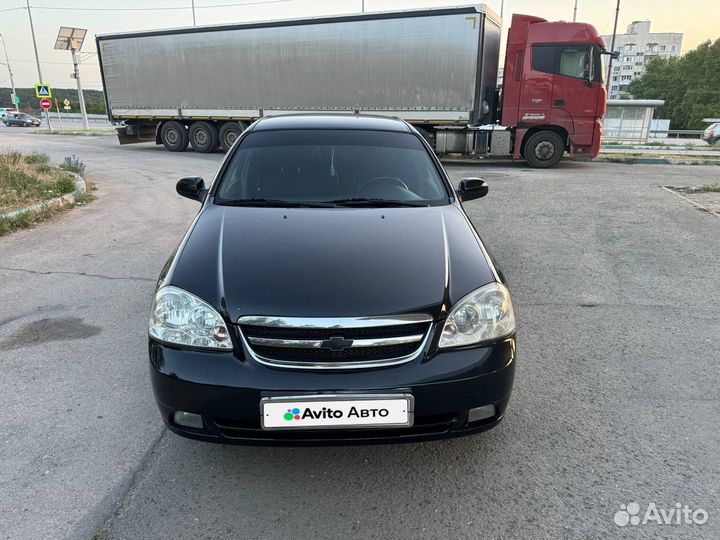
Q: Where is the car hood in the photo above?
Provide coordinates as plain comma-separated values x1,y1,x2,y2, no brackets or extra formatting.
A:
166,204,495,320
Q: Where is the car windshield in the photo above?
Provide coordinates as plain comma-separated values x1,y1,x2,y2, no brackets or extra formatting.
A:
215,129,450,207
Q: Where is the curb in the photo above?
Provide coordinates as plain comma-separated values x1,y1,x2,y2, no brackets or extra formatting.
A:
660,186,720,219
32,132,114,137
0,173,86,220
597,156,720,166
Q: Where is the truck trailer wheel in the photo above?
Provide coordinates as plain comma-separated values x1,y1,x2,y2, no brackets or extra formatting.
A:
523,131,565,168
160,121,189,152
189,121,219,153
219,122,247,151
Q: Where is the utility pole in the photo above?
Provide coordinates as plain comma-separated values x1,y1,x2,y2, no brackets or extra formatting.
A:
500,0,504,18
0,34,17,111
573,0,578,22
605,0,621,92
361,0,365,13
26,0,52,128
191,0,196,26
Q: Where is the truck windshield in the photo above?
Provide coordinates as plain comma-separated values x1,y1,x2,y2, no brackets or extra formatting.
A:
215,130,450,207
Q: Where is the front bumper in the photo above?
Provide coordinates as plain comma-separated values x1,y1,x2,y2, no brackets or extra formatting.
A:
149,332,516,446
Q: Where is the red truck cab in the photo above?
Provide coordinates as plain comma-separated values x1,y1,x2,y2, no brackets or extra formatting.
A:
501,14,609,167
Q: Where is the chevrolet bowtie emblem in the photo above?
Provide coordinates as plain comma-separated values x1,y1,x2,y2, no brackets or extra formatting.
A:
321,336,354,352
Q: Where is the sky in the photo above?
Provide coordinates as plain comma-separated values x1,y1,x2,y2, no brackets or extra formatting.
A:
1,0,719,91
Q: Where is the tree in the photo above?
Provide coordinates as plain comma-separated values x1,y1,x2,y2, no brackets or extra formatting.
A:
628,38,720,129
0,87,106,115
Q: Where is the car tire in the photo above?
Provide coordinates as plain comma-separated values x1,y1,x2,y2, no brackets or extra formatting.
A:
523,131,565,168
23,122,30,127
218,122,246,152
160,121,189,152
189,121,219,153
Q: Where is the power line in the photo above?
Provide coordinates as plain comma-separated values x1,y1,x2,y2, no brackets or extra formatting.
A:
27,0,295,12
0,6,24,12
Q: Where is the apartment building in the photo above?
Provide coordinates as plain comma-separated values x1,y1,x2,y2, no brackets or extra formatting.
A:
602,21,683,99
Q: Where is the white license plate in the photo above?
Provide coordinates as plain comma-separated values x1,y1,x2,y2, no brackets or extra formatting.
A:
261,394,414,430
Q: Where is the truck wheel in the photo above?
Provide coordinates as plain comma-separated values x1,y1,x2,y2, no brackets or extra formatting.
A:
160,121,189,152
219,122,246,152
524,131,565,168
189,121,219,153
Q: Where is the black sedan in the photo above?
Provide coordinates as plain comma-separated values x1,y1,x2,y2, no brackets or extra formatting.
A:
3,113,41,127
149,114,516,445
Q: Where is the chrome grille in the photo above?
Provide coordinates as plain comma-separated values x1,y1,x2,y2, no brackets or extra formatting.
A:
238,315,433,369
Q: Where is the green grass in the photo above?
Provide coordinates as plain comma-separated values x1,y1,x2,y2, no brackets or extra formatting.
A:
0,149,78,214
703,183,720,192
0,192,93,237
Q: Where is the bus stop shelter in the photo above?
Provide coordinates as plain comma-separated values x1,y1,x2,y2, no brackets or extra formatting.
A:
603,99,665,142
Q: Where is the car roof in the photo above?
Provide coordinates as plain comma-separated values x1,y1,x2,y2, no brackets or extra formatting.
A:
251,113,412,133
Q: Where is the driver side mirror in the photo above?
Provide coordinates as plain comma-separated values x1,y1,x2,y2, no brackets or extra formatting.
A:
457,178,488,202
176,176,207,202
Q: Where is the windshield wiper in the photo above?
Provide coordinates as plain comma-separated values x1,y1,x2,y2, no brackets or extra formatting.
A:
218,198,334,208
329,198,429,208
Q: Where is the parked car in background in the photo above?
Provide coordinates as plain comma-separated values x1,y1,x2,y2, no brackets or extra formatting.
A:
0,107,16,120
3,113,41,127
148,114,517,445
703,123,719,145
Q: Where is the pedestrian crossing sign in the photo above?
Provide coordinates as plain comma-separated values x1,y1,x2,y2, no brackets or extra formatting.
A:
35,84,52,99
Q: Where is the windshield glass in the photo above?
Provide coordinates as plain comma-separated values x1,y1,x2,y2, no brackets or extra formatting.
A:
215,129,449,207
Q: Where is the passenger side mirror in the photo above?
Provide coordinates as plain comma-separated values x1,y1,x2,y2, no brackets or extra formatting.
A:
457,178,488,202
176,176,207,202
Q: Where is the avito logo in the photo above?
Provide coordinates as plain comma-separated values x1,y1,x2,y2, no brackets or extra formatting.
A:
283,406,390,421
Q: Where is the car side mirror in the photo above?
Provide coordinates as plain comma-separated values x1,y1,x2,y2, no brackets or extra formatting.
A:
457,178,488,202
176,176,207,202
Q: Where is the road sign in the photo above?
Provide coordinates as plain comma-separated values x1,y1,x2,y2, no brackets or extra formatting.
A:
35,84,52,99
63,99,70,107
63,106,71,110
40,98,52,110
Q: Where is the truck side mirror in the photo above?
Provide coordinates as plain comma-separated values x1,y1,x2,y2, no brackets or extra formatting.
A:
457,178,488,202
176,176,207,202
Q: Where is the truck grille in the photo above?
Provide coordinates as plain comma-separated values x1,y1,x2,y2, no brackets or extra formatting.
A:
238,315,433,369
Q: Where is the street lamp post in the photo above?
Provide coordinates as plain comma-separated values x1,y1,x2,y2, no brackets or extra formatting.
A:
54,26,89,130
0,34,18,112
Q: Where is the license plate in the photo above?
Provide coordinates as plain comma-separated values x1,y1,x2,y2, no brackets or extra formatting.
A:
261,394,414,430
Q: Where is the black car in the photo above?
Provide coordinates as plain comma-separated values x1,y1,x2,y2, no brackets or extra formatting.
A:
149,114,516,445
3,113,41,127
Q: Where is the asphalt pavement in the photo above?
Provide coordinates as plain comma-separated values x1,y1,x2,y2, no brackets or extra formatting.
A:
0,131,718,540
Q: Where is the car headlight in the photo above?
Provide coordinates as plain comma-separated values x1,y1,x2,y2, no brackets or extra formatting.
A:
149,285,232,349
439,282,515,348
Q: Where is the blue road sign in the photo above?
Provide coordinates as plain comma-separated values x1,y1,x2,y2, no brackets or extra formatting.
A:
35,84,52,99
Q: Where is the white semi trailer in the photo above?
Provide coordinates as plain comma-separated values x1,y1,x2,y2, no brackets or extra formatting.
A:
96,6,500,153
